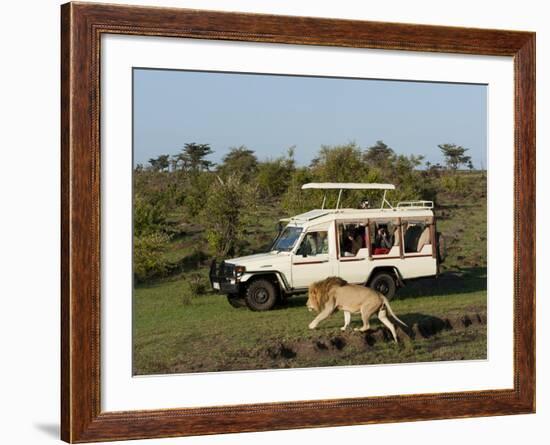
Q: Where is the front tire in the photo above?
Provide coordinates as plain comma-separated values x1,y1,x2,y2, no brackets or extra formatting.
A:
245,279,278,311
369,272,397,300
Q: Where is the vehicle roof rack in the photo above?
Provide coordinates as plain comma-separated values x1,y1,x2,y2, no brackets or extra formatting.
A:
290,210,331,221
301,182,396,210
301,182,395,190
396,200,434,209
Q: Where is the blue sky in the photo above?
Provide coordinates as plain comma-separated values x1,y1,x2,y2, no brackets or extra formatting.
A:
133,68,487,169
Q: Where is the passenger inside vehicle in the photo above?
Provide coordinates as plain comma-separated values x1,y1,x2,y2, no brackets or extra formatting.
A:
370,221,395,255
339,224,365,257
374,225,393,254
316,231,329,254
299,231,329,256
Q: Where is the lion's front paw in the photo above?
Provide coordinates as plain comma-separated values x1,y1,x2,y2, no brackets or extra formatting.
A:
309,323,317,330
340,327,347,332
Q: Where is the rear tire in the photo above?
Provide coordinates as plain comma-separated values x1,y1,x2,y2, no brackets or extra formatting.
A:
245,279,278,311
369,272,397,300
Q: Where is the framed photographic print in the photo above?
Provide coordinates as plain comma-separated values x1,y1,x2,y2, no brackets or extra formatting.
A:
61,2,535,442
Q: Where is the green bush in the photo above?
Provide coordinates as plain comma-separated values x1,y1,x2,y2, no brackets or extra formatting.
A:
180,275,209,305
186,272,208,295
134,232,171,283
255,158,294,198
202,175,259,257
281,168,313,215
181,172,215,218
440,174,469,195
180,282,194,306
134,196,167,236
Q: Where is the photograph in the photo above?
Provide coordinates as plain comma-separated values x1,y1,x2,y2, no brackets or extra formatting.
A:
132,68,488,375
54,1,537,442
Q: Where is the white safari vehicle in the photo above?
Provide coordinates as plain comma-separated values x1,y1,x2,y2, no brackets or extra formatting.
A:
210,183,445,311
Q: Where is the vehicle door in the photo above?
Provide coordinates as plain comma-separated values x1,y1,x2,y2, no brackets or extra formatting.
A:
291,224,332,289
399,216,437,278
336,220,370,283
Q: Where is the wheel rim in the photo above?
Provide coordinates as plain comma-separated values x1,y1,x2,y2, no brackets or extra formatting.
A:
375,279,390,295
253,288,269,304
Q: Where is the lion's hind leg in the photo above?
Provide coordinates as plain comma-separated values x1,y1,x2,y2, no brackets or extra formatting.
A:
378,307,398,342
355,304,374,332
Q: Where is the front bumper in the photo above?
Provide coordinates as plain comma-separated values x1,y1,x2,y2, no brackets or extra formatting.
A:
209,260,239,294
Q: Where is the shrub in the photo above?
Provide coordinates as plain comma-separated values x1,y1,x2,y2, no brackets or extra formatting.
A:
134,196,167,236
186,272,208,295
255,158,294,198
202,175,259,257
440,174,468,196
311,143,366,183
281,168,313,215
133,232,171,283
180,282,194,306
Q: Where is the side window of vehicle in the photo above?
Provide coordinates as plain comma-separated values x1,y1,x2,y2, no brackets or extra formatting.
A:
402,219,432,253
296,231,329,256
370,219,399,255
338,222,367,257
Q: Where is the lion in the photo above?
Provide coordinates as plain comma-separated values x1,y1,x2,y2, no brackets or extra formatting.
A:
306,276,407,342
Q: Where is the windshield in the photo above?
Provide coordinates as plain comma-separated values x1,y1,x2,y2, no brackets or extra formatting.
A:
272,226,303,252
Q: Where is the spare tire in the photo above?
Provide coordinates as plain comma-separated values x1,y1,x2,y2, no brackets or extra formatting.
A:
436,232,447,264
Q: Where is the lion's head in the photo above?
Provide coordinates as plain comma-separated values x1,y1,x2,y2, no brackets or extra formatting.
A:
306,276,348,312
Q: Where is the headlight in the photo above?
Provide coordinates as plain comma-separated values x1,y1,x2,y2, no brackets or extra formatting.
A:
234,265,246,276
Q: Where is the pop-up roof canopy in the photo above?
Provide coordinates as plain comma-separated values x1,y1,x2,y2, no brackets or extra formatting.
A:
301,182,395,190
301,182,395,209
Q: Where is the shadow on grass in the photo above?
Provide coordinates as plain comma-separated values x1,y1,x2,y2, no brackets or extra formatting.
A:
279,294,308,309
398,313,452,338
397,267,486,300
279,267,486,309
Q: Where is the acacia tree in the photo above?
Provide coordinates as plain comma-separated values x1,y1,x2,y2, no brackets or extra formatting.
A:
217,146,258,182
148,154,170,171
438,143,471,171
176,143,214,172
363,140,395,169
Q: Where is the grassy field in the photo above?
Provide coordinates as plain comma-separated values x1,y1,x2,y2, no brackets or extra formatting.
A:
134,267,486,375
133,172,487,375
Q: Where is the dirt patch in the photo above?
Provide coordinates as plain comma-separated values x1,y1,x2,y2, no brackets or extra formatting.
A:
261,311,487,364
330,336,347,350
266,343,297,360
164,311,487,374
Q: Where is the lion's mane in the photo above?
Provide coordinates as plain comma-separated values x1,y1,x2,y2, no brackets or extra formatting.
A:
307,276,348,312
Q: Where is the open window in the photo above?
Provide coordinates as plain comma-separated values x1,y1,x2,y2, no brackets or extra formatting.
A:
402,218,432,255
369,219,400,256
296,230,329,257
337,221,367,257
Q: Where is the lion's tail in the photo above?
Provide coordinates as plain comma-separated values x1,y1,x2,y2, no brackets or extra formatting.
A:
381,296,407,327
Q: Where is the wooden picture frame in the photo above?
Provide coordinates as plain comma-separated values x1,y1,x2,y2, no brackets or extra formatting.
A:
61,2,535,442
